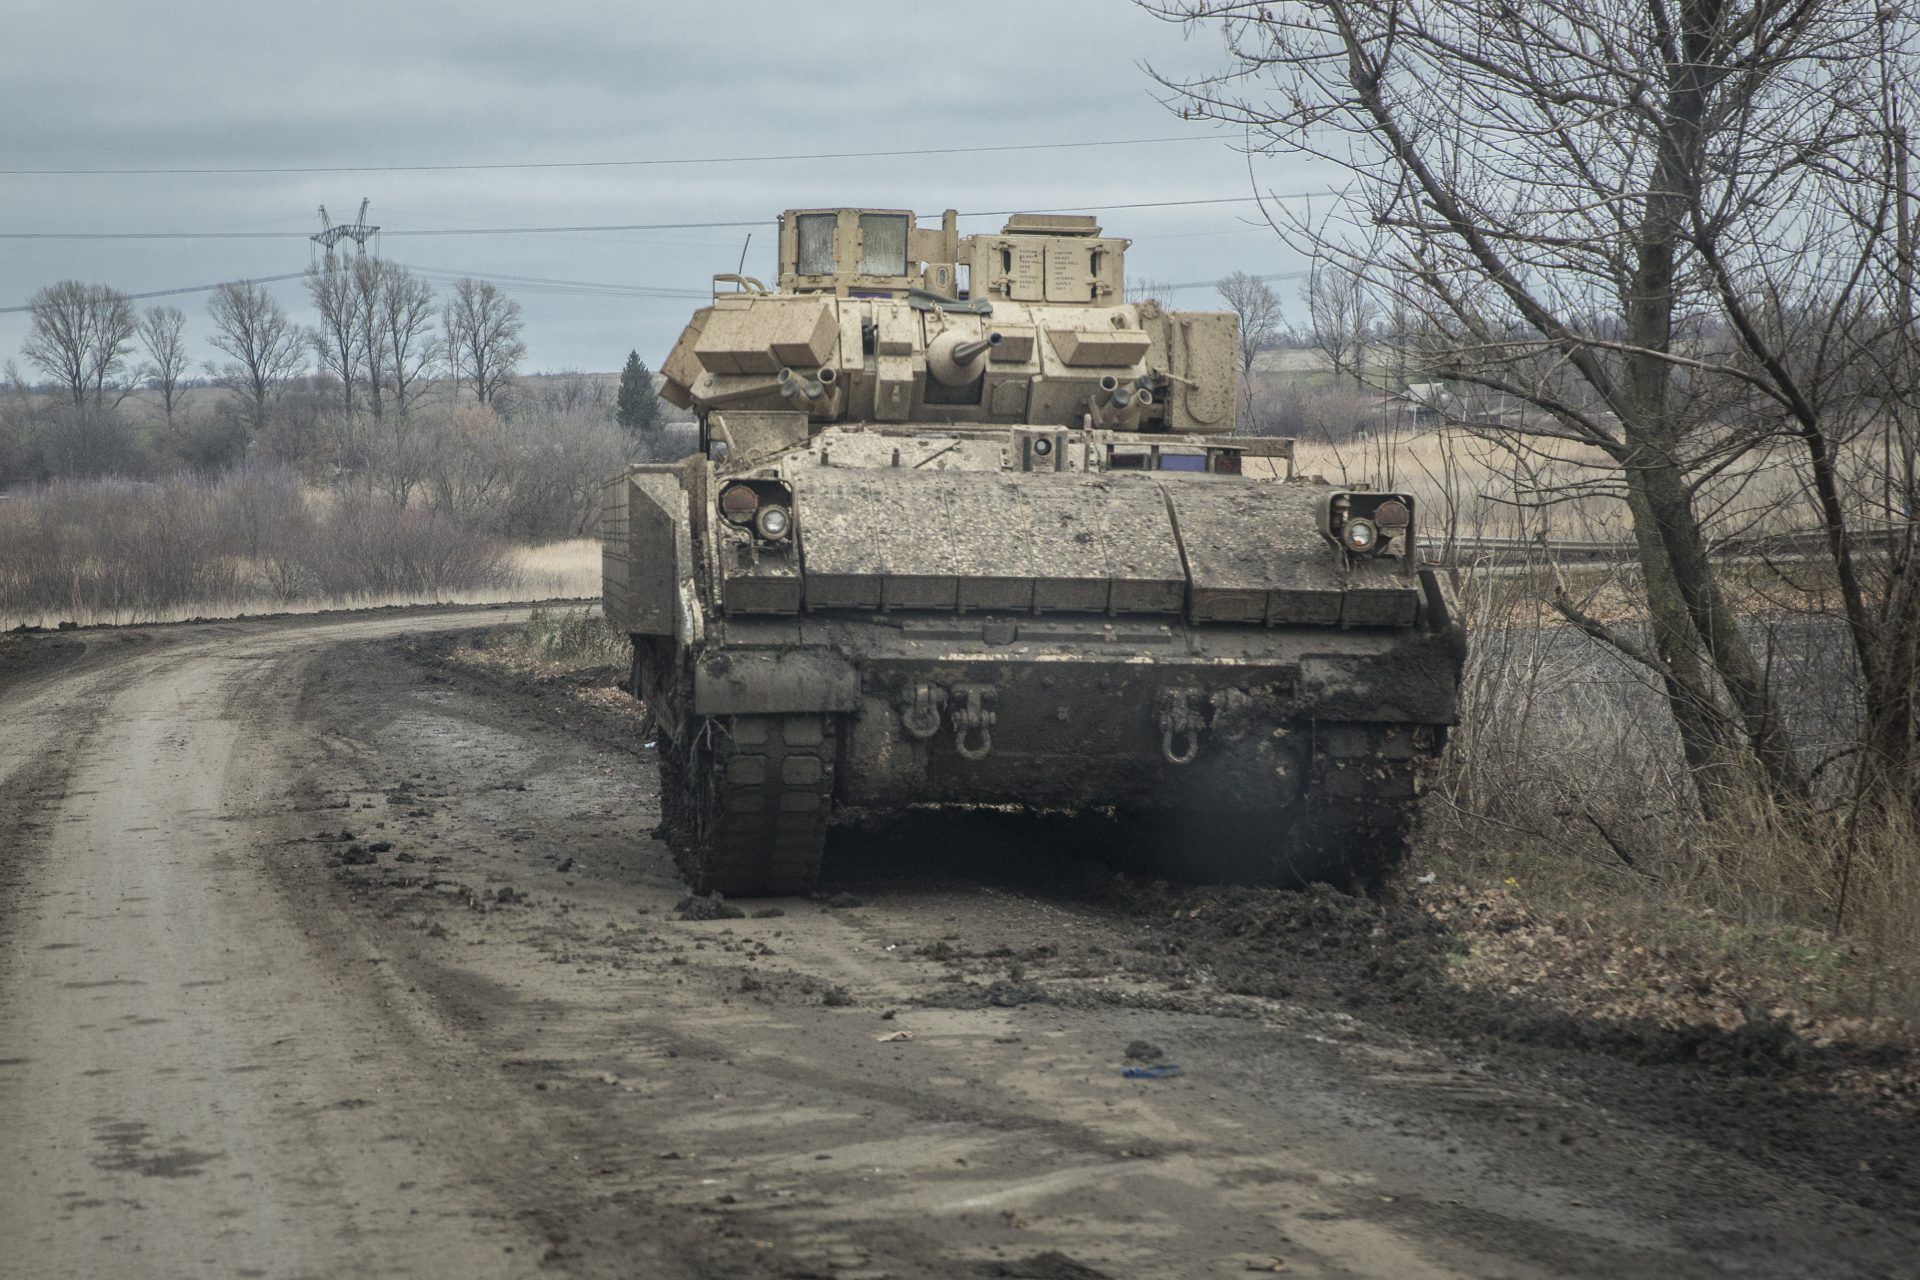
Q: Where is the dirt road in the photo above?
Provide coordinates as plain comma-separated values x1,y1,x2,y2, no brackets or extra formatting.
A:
0,611,1912,1279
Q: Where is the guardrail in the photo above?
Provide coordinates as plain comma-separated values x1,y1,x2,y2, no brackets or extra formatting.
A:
1418,526,1908,565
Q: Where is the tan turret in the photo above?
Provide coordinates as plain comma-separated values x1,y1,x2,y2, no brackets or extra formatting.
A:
659,208,1237,433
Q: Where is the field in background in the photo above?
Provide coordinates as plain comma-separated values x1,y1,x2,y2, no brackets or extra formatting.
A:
1288,423,1824,545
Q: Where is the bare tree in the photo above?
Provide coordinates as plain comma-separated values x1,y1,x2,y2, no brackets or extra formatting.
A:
137,305,189,433
22,281,136,407
307,263,363,413
1146,1,1920,824
206,280,306,436
519,370,608,419
421,404,512,519
365,407,436,506
1302,256,1375,391
1218,270,1287,429
347,256,390,420
375,262,437,416
1216,271,1283,374
442,278,526,407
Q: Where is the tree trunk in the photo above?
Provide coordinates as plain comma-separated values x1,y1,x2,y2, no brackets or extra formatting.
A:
1857,557,1920,812
1611,1,1807,810
1619,468,1747,820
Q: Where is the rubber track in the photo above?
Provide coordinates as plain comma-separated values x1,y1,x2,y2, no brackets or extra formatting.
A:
696,713,835,897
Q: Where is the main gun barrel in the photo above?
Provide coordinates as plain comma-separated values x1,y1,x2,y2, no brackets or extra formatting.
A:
926,329,1003,387
951,334,1000,366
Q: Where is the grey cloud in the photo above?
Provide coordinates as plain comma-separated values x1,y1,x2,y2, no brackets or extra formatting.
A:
1,0,1317,372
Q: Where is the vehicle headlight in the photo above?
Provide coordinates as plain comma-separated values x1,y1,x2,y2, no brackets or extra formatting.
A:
754,505,792,541
1343,518,1379,553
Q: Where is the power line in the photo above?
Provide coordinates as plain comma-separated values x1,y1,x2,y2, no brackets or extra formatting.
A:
1158,269,1310,292
0,195,1334,311
958,196,1274,219
404,265,709,300
0,265,713,314
0,224,754,243
1,136,1217,178
0,193,1318,242
0,272,307,314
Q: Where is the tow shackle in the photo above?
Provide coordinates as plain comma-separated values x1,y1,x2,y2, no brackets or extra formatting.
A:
950,684,997,762
1155,689,1206,766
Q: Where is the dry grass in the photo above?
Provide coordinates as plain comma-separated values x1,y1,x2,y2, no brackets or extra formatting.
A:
509,539,601,600
483,602,627,666
439,604,639,725
1422,538,1920,1031
0,474,600,630
1420,811,1920,1052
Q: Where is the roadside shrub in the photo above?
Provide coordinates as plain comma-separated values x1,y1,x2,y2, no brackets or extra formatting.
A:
0,478,233,617
0,399,153,486
393,404,643,540
0,471,515,626
172,408,251,474
298,493,510,598
508,604,627,665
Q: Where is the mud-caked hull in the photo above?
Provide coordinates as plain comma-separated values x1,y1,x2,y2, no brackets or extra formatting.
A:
607,203,1466,894
641,597,1462,892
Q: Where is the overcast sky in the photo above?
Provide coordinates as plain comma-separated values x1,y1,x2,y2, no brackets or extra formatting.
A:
0,0,1336,375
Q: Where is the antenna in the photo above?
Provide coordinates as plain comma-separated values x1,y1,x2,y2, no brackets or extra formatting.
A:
737,233,752,277
311,197,381,269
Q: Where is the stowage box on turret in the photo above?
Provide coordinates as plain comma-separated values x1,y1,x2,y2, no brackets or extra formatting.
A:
603,207,1466,895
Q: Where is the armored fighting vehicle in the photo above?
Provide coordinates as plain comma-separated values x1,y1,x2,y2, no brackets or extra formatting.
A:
603,207,1464,895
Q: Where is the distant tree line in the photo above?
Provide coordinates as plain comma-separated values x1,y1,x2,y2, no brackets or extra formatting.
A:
1,260,689,538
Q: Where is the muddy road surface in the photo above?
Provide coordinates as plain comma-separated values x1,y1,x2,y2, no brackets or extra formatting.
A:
0,610,1912,1279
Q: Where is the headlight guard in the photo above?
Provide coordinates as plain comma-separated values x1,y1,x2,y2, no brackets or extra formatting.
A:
717,478,797,544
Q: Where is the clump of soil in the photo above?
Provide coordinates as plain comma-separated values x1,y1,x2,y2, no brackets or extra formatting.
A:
977,1253,1113,1279
1108,881,1452,1009
919,980,1043,1009
674,893,745,921
1123,1039,1165,1063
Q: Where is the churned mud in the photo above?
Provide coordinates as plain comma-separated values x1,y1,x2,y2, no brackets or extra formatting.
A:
0,610,1914,1278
